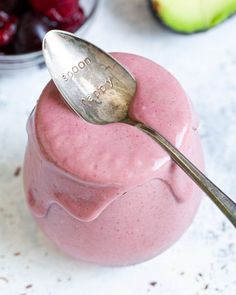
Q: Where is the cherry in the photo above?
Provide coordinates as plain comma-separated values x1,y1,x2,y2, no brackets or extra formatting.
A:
14,12,57,53
29,0,85,33
0,0,18,14
0,11,17,46
0,0,29,15
58,6,85,32
29,0,79,22
14,1,31,16
0,44,15,55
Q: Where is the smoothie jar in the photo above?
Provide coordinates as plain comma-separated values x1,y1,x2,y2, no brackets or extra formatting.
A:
24,53,204,266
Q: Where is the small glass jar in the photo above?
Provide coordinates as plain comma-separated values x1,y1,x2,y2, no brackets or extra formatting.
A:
23,53,205,266
0,0,98,71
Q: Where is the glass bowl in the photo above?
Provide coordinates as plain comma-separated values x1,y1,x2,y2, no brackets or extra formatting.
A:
0,0,98,71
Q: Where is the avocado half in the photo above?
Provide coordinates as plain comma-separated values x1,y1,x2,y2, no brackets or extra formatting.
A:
150,0,236,33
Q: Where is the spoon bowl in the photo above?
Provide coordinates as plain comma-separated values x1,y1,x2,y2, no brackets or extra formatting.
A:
43,30,136,124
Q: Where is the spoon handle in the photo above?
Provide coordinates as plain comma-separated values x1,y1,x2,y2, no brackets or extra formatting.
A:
134,122,236,228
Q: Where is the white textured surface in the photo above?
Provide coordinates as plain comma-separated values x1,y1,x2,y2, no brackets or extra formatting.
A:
0,0,236,294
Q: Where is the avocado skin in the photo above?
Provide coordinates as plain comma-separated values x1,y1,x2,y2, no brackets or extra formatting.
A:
148,0,196,34
149,0,236,34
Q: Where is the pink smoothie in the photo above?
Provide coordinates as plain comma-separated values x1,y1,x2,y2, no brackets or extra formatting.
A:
24,53,204,266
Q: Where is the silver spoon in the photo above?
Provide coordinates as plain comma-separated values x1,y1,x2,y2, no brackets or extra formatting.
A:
43,30,236,228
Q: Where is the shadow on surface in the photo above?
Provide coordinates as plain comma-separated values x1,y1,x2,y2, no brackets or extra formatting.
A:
106,0,167,36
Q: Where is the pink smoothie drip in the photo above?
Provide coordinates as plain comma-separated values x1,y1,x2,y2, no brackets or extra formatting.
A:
24,53,203,222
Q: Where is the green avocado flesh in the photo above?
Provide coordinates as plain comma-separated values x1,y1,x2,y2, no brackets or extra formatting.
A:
151,0,236,33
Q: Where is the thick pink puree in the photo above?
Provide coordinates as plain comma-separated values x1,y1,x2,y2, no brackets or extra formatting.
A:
24,53,204,266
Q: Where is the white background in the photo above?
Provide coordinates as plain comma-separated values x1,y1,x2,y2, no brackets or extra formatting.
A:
0,0,236,294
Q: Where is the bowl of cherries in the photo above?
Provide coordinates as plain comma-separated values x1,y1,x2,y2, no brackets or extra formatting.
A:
0,0,98,70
